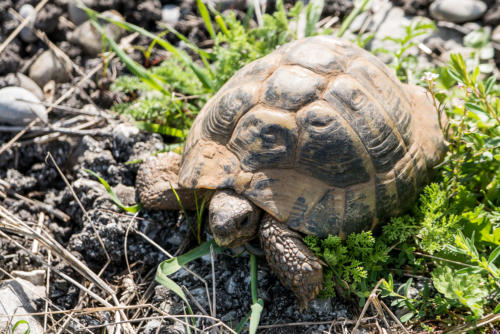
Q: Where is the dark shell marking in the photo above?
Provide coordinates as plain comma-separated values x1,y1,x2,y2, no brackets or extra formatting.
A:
179,36,446,237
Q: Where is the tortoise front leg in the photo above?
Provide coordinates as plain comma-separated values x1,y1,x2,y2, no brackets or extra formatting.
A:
259,214,324,309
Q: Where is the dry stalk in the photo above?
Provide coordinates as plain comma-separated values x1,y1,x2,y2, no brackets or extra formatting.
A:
0,0,49,54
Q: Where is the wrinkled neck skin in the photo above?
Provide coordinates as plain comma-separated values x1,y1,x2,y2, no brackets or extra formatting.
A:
208,189,261,248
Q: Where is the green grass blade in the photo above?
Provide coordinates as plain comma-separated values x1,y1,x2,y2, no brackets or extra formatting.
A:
234,310,251,333
83,6,215,90
87,18,169,95
250,254,259,303
156,240,224,324
305,0,324,37
337,0,371,37
197,0,216,40
249,254,263,334
156,240,224,288
84,169,143,213
215,15,230,37
159,24,213,60
134,121,187,138
249,300,264,334
12,320,30,334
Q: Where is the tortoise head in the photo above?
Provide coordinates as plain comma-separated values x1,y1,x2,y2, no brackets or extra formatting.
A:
209,190,260,248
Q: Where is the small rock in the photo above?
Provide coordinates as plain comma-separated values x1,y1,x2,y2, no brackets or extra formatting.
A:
112,123,140,144
112,184,136,206
68,0,92,25
430,0,487,23
69,10,125,56
19,4,37,43
0,87,47,125
484,2,500,26
0,278,45,334
492,25,500,44
161,4,181,25
142,319,162,334
36,4,63,33
4,72,44,100
307,298,333,315
29,50,72,88
225,275,238,294
189,287,209,308
11,270,46,286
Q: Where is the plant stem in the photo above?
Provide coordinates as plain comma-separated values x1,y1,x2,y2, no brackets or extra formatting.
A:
250,254,258,304
337,0,370,37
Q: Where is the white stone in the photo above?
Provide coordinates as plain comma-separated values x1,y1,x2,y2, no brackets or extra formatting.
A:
112,123,140,143
29,50,72,88
5,73,44,100
492,25,500,44
69,10,124,56
430,0,487,23
161,5,181,25
0,278,46,334
11,270,46,286
19,4,37,43
0,87,47,125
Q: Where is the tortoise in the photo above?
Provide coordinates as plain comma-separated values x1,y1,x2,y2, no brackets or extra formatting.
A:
136,36,446,308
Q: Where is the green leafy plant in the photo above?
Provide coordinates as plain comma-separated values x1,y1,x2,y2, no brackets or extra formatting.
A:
304,231,389,301
375,19,436,83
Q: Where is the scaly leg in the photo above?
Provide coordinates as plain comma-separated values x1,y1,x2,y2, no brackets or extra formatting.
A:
259,214,323,309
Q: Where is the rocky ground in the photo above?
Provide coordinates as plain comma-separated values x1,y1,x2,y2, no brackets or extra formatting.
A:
0,0,499,333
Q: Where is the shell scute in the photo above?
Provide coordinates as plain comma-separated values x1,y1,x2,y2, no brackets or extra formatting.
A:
228,106,298,171
283,38,346,74
202,83,260,144
296,101,371,187
324,76,406,173
263,65,327,110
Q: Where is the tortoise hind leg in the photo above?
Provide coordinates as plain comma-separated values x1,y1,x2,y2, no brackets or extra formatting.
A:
259,214,324,310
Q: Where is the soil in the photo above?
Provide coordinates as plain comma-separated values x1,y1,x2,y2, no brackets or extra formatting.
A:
0,0,499,333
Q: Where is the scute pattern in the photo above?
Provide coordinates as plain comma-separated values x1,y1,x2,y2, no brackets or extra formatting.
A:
228,106,297,171
179,35,446,237
263,65,327,110
295,101,371,187
202,83,260,144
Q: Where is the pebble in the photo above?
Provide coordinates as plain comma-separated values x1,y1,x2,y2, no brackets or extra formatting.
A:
68,10,124,57
492,25,500,44
19,4,37,43
29,50,72,88
112,123,140,144
430,0,487,23
0,86,47,125
4,72,44,100
112,184,136,206
0,278,45,334
11,270,46,286
484,3,500,26
161,4,181,25
225,274,238,294
68,0,92,25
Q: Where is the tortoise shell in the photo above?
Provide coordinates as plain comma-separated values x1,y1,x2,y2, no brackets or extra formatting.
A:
178,36,446,238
